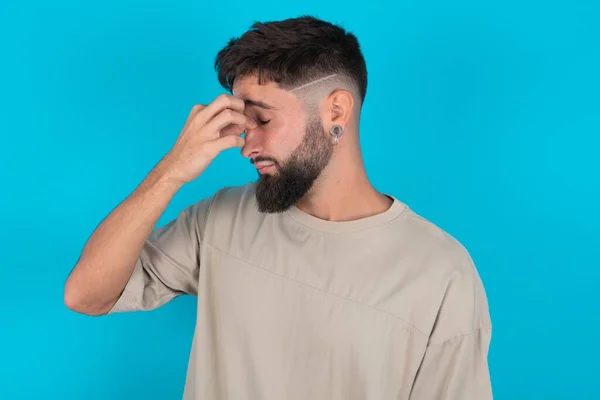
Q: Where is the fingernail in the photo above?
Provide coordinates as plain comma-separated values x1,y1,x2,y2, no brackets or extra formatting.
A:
249,118,257,128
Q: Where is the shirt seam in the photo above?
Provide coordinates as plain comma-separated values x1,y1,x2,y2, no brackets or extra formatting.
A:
427,326,492,347
202,240,428,338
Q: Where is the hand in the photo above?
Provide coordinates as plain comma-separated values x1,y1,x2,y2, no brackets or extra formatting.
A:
159,94,257,185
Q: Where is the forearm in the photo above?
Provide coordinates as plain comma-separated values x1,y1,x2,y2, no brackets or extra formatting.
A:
64,162,182,315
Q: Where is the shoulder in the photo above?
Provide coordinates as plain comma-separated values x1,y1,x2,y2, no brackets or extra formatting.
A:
205,182,259,221
386,203,479,281
391,204,492,341
212,182,258,208
197,182,263,243
175,183,258,241
398,205,471,263
186,182,257,219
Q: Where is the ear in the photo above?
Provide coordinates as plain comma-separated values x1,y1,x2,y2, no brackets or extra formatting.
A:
325,89,354,130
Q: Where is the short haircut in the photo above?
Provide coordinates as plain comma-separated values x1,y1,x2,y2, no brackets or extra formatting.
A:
214,15,368,104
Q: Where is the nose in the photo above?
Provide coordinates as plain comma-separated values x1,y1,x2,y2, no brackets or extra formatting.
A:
241,127,263,159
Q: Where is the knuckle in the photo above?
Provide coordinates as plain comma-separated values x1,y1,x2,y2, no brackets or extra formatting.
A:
188,112,201,125
217,93,231,104
232,96,244,108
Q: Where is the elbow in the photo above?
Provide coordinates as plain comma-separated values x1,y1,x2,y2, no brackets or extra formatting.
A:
63,286,85,314
63,278,109,316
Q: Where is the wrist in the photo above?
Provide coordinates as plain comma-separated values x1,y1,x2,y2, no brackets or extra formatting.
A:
143,161,185,195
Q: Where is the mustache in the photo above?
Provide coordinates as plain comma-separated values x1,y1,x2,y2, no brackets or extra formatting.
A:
251,156,279,166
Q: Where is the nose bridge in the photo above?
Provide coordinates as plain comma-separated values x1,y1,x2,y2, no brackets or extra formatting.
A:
241,128,262,158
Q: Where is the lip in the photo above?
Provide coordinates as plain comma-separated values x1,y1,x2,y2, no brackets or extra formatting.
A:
256,163,276,174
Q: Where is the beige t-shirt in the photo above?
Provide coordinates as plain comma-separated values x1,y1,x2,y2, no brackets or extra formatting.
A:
109,183,493,399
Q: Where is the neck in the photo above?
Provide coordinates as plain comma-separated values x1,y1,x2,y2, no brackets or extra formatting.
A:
294,142,393,222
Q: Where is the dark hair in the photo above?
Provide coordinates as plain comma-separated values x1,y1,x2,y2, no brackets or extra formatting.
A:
214,15,368,103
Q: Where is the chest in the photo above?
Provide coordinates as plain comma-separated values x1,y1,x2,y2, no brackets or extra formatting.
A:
197,244,426,357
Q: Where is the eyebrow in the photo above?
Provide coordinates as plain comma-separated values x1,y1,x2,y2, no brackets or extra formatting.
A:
244,98,276,110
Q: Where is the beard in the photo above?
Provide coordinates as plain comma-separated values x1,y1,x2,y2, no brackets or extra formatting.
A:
254,116,334,213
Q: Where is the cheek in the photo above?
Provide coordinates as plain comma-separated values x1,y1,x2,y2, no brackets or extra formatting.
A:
264,121,304,155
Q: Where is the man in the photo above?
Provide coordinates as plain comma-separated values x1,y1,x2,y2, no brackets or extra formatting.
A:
64,15,493,400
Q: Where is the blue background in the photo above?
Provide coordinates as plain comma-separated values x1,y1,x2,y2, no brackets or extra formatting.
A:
1,0,598,399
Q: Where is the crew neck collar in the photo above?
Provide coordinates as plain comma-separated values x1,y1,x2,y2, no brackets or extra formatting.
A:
285,195,408,234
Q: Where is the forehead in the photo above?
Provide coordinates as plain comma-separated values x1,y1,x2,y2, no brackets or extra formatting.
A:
232,75,298,111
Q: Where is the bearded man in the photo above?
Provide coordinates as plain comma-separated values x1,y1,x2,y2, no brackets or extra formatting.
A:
64,15,493,400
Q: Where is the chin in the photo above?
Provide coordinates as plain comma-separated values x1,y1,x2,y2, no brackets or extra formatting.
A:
258,171,276,178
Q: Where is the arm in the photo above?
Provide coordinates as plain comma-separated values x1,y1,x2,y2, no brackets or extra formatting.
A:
63,164,182,316
63,95,256,316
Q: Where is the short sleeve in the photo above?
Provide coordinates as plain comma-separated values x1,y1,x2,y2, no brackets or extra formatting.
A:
409,328,493,399
108,197,213,314
410,248,493,399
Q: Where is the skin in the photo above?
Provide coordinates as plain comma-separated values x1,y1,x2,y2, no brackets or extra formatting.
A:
233,74,393,222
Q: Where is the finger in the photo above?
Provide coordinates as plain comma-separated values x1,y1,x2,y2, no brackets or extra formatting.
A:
204,109,256,136
195,94,245,127
206,135,246,154
183,104,206,126
220,123,247,138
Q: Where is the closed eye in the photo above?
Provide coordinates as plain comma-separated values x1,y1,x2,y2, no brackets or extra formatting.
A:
257,119,271,125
